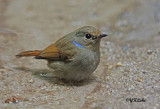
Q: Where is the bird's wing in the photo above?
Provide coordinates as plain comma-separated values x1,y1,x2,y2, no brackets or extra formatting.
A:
35,43,76,61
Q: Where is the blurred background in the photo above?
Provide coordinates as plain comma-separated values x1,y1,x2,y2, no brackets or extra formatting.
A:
0,0,160,108
0,0,160,65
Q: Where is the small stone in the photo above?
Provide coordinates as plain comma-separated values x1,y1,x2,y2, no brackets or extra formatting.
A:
107,93,110,95
147,50,152,54
156,103,159,107
5,96,18,104
91,102,96,107
142,71,147,74
102,56,107,59
28,79,34,83
117,82,120,85
55,101,60,105
104,63,109,66
137,78,142,82
86,96,92,99
156,94,159,97
0,69,7,73
108,65,113,70
116,62,122,67
59,81,65,85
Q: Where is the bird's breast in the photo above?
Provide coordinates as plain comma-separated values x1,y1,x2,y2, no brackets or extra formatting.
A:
73,48,100,73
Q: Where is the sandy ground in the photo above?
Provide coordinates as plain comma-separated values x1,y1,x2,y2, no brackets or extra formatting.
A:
0,0,160,109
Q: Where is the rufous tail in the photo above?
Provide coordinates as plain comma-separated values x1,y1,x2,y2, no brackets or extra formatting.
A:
16,50,41,58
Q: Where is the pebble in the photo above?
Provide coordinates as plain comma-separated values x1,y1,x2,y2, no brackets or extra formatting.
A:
147,50,152,54
117,82,120,85
116,62,122,67
108,65,113,70
137,78,142,82
28,79,34,83
155,103,159,107
142,71,147,74
86,96,92,99
0,69,7,73
5,96,19,104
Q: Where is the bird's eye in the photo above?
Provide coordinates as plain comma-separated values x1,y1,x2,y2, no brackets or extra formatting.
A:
85,34,91,39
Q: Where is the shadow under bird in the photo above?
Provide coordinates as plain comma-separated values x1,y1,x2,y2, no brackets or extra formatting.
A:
16,26,107,81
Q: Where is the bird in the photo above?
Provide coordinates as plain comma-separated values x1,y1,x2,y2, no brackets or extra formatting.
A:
16,26,107,81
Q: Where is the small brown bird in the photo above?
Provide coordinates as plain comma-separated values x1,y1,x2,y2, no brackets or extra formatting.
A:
16,26,107,81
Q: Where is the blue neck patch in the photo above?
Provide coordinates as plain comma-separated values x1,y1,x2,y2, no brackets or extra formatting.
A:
72,41,85,48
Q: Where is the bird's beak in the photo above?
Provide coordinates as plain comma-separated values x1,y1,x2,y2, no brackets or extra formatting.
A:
98,34,108,39
92,34,108,40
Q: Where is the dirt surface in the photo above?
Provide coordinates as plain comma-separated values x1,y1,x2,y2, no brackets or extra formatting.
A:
0,0,160,109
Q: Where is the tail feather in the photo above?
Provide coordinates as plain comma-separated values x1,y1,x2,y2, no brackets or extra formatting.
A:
16,50,41,58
